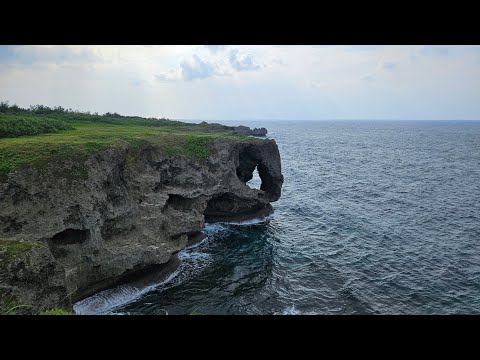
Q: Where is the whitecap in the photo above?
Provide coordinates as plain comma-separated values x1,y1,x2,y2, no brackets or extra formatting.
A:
73,269,180,315
281,304,301,315
211,214,273,226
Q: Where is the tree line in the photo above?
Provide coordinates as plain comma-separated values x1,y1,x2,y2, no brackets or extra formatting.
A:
0,100,162,120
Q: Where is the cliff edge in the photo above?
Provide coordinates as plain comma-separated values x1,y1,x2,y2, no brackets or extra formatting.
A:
0,134,283,313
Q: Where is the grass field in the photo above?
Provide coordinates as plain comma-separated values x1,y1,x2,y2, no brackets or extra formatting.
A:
0,110,256,175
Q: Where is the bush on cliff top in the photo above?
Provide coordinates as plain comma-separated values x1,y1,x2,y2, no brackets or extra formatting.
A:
0,114,73,138
186,136,211,159
0,100,185,129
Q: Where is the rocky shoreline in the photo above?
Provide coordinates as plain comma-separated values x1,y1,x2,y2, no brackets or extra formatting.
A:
0,129,283,313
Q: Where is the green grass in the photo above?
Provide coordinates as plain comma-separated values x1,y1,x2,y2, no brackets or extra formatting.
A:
0,238,42,256
185,136,211,159
0,122,230,174
0,239,45,272
0,111,263,176
29,112,189,128
38,309,75,315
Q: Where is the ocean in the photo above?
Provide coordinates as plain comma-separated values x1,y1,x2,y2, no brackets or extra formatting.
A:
74,120,480,315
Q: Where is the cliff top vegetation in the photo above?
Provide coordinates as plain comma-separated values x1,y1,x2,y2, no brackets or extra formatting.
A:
0,101,262,175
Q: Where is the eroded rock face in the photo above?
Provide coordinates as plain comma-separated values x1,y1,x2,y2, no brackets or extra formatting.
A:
198,122,268,137
0,137,283,311
231,125,268,137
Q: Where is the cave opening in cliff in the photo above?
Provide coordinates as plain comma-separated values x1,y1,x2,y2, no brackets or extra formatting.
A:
204,192,268,223
237,147,263,191
51,228,89,245
48,228,90,259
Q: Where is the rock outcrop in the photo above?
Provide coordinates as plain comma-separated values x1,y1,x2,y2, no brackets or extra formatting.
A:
199,122,268,137
0,137,283,312
231,126,268,137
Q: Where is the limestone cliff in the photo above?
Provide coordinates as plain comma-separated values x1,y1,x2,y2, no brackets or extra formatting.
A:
199,122,268,137
0,137,283,312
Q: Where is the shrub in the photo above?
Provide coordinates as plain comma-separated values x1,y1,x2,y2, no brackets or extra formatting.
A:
0,114,73,138
186,136,210,159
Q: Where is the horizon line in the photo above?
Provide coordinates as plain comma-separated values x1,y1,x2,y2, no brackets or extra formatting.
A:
176,118,480,122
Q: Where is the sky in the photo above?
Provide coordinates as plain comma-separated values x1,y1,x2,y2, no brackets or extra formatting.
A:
0,45,479,120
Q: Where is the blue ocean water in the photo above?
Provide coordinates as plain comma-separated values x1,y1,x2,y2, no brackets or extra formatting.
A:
75,120,480,315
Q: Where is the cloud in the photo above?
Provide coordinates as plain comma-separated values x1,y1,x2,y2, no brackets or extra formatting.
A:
0,45,17,63
310,80,328,88
0,45,98,65
228,49,260,71
205,45,226,54
362,74,375,82
181,55,215,80
156,54,216,81
272,58,285,65
155,69,181,82
155,47,264,83
3,45,477,120
156,49,262,82
131,78,148,86
347,45,388,52
361,57,393,82
382,62,397,70
420,46,450,56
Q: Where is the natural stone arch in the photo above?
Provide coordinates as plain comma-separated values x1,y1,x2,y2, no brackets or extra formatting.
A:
235,144,282,200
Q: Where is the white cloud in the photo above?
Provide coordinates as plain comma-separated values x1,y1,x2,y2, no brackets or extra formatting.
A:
0,45,479,120
382,62,397,70
272,58,285,65
362,74,375,83
0,45,98,66
156,54,217,81
155,48,262,82
180,55,215,80
310,80,328,88
228,49,261,71
155,72,178,82
205,45,226,54
420,45,450,56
